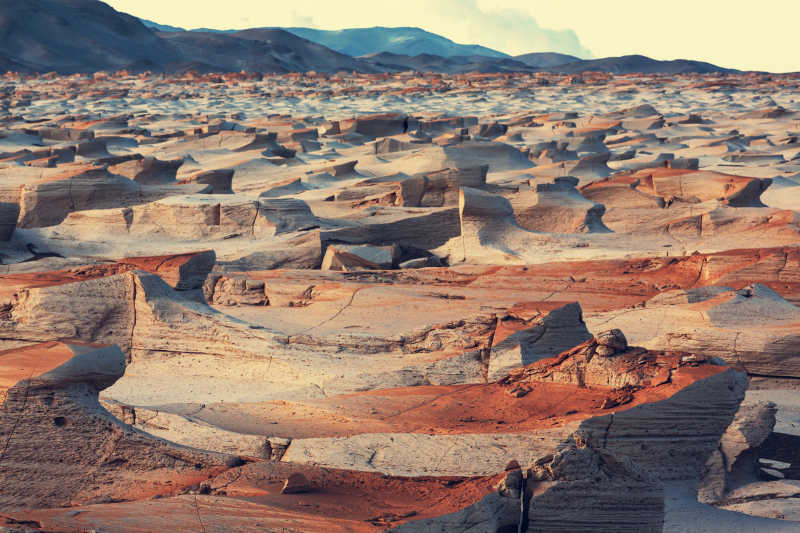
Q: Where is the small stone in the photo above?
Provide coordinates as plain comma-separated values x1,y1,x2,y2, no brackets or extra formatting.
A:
595,329,627,352
507,385,529,398
497,468,523,499
399,257,430,269
281,472,311,494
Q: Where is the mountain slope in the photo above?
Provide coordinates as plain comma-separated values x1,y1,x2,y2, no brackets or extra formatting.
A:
0,1,378,74
230,28,378,73
0,0,183,72
284,26,508,58
157,29,380,74
360,52,534,74
139,17,185,33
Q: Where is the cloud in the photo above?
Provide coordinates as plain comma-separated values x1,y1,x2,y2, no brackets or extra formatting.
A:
430,0,592,57
288,13,315,28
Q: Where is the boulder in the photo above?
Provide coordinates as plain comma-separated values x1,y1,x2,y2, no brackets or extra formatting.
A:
321,244,400,271
340,113,408,138
257,198,319,235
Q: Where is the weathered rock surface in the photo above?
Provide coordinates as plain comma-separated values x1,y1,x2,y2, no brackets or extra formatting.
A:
525,439,664,532
512,176,610,233
488,301,592,380
203,274,268,306
699,400,778,503
0,342,233,510
589,283,800,378
1,68,799,531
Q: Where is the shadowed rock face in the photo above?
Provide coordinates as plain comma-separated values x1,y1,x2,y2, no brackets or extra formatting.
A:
0,201,19,241
110,156,184,185
699,401,778,503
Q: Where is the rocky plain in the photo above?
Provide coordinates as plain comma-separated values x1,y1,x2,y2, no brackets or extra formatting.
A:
0,67,799,532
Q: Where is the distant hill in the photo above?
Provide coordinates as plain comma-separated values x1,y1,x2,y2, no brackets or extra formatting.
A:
0,1,376,74
226,28,376,73
139,18,185,33
514,52,581,68
140,21,509,59
284,27,508,59
156,29,379,74
360,52,533,74
548,54,738,74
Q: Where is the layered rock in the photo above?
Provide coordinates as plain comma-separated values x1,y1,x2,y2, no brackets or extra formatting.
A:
0,342,234,510
511,176,610,233
109,156,183,185
501,331,748,480
590,283,800,378
204,274,269,306
339,166,488,208
178,168,235,193
630,168,772,207
525,439,664,532
699,401,778,503
488,301,592,380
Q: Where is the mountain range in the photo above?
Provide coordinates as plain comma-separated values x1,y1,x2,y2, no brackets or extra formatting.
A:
0,0,742,75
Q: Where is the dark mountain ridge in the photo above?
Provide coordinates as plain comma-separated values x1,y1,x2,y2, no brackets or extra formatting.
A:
0,1,745,75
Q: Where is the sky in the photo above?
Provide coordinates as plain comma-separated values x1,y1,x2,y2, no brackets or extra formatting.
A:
106,0,797,72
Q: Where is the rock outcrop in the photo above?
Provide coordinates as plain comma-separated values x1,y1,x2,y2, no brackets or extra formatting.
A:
0,342,234,510
525,438,664,532
1,67,799,532
512,176,610,233
699,401,778,503
204,274,269,306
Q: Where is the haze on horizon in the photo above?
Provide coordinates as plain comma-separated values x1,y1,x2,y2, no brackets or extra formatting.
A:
106,0,797,73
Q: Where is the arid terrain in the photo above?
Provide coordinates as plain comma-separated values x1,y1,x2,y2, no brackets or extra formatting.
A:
0,68,799,532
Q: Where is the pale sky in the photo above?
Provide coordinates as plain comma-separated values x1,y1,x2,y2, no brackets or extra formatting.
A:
107,0,797,72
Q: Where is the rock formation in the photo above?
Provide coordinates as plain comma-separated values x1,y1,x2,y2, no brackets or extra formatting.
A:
0,342,234,510
0,64,798,531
